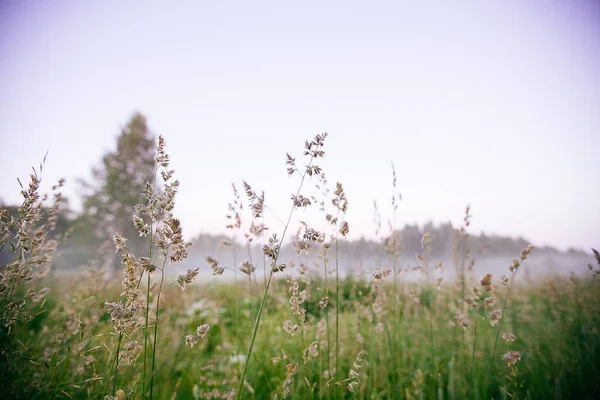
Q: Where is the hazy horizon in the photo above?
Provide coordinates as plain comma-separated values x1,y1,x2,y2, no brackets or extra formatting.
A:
1,0,599,251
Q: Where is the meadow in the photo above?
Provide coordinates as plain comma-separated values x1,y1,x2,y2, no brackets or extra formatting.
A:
1,134,599,400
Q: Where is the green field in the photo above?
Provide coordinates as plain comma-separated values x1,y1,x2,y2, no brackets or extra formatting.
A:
2,133,599,399
1,269,600,399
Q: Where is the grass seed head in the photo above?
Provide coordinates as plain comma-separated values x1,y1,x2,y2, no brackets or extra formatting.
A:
502,350,521,367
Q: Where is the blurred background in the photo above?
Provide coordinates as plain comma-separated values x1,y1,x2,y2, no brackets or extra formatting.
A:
1,0,599,276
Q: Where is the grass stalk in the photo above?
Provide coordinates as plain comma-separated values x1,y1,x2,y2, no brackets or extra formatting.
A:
235,153,315,400
148,257,168,399
324,246,331,399
484,248,532,399
335,238,340,400
142,274,151,398
470,318,478,399
112,333,123,395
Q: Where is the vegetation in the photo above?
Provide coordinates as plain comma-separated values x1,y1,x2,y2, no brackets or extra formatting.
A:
1,115,599,399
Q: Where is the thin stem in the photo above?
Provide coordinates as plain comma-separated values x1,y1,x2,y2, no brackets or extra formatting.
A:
232,231,240,351
158,281,178,293
245,241,257,321
264,205,287,228
485,271,517,399
429,306,435,367
151,340,185,378
235,154,315,400
248,275,255,324
236,270,274,400
142,274,151,398
112,333,123,395
324,245,331,399
337,272,372,287
470,318,479,399
335,237,340,400
141,165,158,398
149,257,168,399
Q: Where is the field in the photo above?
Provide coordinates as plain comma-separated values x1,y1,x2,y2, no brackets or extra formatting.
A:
1,134,599,399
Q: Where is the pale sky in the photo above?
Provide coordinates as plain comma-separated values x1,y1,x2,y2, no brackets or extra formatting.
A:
0,0,599,251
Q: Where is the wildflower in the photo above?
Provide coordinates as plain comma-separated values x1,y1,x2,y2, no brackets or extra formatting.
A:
509,259,520,273
520,245,534,261
249,221,268,237
291,194,311,208
242,181,264,218
318,296,328,308
303,227,321,242
177,268,199,291
164,218,191,262
502,332,517,342
339,221,350,237
302,341,319,363
373,267,392,282
113,233,127,252
592,248,600,268
455,311,471,328
272,263,286,273
121,253,139,302
263,234,279,260
283,320,300,336
489,309,503,326
196,324,210,338
104,390,126,400
287,275,307,324
286,153,297,175
120,341,142,365
206,256,224,275
464,296,477,308
332,182,348,213
480,272,493,292
502,351,521,367
293,239,311,255
304,132,328,157
347,349,366,392
156,135,170,167
239,260,256,276
282,362,300,399
185,334,199,348
133,215,150,237
104,301,137,336
484,297,496,308
161,169,174,182
139,255,156,273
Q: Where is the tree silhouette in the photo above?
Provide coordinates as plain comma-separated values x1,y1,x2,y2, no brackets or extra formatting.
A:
79,112,156,268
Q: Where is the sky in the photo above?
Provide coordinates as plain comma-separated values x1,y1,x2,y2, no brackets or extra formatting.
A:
0,0,599,251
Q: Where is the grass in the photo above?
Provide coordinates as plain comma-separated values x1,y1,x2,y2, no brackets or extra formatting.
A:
1,132,599,399
4,273,600,399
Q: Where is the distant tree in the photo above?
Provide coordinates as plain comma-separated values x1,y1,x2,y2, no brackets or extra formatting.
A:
79,112,156,268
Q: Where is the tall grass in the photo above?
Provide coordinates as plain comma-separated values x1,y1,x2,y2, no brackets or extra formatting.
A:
1,133,599,399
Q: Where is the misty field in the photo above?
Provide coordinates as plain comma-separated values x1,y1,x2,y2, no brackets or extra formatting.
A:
2,269,600,399
1,132,599,400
